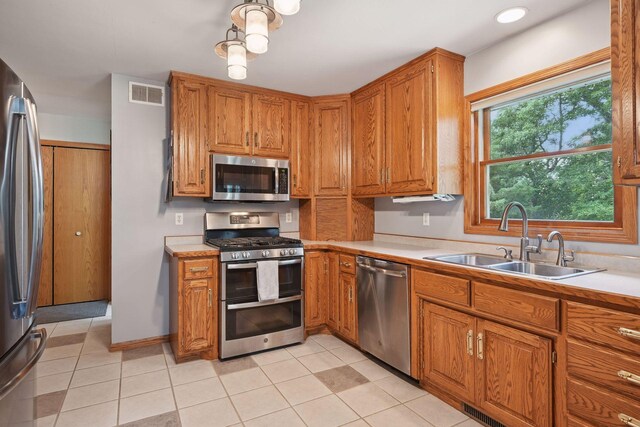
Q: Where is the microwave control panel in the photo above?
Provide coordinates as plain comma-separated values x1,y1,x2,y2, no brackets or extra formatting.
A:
278,168,289,194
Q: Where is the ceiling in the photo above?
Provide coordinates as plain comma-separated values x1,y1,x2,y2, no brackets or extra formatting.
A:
0,0,592,120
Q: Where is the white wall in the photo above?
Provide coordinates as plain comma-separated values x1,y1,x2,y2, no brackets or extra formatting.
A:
376,0,640,258
110,73,299,344
38,113,110,145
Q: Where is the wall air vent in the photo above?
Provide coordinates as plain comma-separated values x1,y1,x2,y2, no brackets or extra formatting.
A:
129,82,165,106
462,404,506,427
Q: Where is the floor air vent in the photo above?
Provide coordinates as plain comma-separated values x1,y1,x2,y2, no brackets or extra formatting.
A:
462,404,506,427
129,82,165,106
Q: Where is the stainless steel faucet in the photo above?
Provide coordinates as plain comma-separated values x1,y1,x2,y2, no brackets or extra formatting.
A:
498,202,542,262
547,231,575,267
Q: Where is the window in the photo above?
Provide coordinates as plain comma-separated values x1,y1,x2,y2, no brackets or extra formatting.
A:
465,49,637,244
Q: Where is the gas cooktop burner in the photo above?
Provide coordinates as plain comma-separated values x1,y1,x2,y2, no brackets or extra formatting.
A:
206,236,303,251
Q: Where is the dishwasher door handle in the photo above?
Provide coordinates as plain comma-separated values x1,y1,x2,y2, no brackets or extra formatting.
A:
358,264,407,278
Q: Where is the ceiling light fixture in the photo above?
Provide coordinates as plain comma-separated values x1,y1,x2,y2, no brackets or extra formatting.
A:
215,24,257,80
274,0,301,16
495,7,528,24
230,0,283,54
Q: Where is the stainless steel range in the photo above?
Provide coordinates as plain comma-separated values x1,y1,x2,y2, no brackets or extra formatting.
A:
205,212,304,359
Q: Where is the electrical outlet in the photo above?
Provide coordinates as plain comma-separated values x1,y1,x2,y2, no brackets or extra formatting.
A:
285,212,293,223
175,213,184,225
423,212,430,226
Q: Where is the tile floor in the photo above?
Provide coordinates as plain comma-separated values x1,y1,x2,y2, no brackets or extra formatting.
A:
35,312,482,427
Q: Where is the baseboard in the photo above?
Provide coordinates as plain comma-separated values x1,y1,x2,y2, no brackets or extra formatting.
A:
110,334,170,352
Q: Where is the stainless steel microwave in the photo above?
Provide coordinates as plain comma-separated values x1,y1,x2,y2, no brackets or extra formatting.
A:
208,155,290,202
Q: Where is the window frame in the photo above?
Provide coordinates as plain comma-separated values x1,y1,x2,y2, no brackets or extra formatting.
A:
464,48,638,244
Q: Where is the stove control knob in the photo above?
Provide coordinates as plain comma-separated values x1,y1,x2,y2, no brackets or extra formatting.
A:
280,249,287,256
231,253,240,260
289,249,296,255
262,250,270,258
242,252,250,259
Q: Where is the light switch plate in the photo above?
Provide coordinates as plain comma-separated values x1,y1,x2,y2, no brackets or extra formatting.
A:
175,213,184,225
285,212,293,223
423,212,430,226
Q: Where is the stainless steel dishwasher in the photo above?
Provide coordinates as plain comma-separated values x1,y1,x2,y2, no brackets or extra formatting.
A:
356,256,410,375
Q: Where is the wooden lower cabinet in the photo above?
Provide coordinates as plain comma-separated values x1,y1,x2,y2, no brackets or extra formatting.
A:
170,256,218,361
326,252,340,330
304,251,327,328
338,271,357,342
417,298,552,427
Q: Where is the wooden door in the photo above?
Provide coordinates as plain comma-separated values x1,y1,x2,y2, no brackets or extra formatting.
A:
476,319,552,427
53,148,110,304
314,98,349,196
352,83,386,196
252,94,290,158
612,0,640,184
290,100,312,197
207,85,251,155
385,60,434,194
326,252,340,331
181,278,213,353
36,146,53,307
304,252,326,328
173,79,209,196
339,272,357,342
421,302,475,402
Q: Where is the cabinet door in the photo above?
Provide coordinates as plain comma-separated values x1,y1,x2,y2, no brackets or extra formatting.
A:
476,319,552,427
252,94,290,158
304,252,326,328
421,302,475,402
207,85,251,155
182,278,214,353
385,60,434,194
326,252,340,330
612,0,640,184
290,100,313,197
339,272,357,342
352,83,386,196
314,98,349,196
173,79,209,196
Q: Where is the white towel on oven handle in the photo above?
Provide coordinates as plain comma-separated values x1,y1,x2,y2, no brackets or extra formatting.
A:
257,260,279,301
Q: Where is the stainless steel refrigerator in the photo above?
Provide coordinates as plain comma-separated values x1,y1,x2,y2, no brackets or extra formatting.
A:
0,58,47,426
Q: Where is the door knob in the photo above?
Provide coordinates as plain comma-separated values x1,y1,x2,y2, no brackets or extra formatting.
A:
75,231,82,236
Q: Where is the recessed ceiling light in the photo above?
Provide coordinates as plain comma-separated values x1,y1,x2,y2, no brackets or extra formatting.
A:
495,7,528,24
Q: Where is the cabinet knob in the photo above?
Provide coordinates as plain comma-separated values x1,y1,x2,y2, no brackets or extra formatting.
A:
75,231,82,236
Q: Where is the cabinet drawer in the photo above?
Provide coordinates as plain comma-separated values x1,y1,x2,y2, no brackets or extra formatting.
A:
568,339,640,400
339,255,356,274
412,269,470,307
473,282,559,330
567,302,640,354
183,258,215,280
567,378,640,427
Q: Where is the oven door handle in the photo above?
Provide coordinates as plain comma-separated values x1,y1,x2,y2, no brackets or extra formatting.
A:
227,295,302,310
226,259,302,270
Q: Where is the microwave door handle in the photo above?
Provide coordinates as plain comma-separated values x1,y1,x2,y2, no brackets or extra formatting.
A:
24,98,44,318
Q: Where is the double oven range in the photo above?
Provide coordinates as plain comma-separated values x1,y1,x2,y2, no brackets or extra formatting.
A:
205,212,304,359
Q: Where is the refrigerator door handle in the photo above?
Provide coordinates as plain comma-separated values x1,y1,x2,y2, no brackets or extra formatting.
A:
0,328,47,401
24,97,44,318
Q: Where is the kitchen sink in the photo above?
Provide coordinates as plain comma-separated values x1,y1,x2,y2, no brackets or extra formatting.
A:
489,261,602,280
425,253,603,280
425,253,510,267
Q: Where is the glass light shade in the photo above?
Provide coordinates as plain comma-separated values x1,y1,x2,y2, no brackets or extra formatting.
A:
274,0,300,15
495,7,527,23
227,44,247,80
245,8,269,53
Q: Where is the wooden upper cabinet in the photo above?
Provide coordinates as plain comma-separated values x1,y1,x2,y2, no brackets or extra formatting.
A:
207,86,251,155
612,0,640,185
352,83,386,196
290,100,313,197
385,60,434,194
314,97,350,196
421,302,475,403
476,319,552,427
252,94,290,158
172,78,209,197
